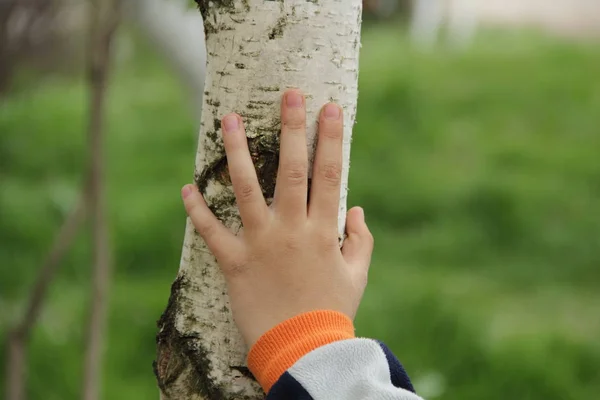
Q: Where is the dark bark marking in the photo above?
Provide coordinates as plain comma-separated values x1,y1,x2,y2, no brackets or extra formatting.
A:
195,0,236,38
268,16,287,40
248,136,279,200
155,276,228,400
231,366,255,380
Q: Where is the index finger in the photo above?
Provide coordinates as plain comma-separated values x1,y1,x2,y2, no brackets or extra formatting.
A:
221,113,269,230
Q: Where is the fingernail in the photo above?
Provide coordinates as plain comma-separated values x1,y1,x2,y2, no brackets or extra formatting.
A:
356,207,365,220
181,184,194,199
222,114,239,132
324,103,341,120
286,91,303,108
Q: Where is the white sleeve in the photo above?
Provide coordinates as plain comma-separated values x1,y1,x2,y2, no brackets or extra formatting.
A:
267,338,424,400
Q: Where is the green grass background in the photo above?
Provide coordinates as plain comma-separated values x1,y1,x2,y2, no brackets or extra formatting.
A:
1,25,599,399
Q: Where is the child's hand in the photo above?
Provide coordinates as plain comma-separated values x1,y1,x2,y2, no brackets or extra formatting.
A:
181,90,374,347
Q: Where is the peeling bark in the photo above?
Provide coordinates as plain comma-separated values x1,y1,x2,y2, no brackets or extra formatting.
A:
155,1,362,398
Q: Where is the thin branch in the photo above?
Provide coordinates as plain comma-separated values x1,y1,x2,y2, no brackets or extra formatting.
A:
0,0,18,95
4,196,86,400
81,1,120,400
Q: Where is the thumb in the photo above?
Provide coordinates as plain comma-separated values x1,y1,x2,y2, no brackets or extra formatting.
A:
181,184,239,261
342,207,374,270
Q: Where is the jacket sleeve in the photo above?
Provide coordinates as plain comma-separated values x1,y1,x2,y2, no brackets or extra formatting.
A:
247,311,423,400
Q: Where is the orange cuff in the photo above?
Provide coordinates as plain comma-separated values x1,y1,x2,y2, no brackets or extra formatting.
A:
247,310,355,393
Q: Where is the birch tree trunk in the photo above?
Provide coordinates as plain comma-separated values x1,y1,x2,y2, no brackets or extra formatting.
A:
155,1,362,399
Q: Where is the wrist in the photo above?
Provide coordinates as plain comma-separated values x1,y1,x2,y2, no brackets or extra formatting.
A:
247,310,355,393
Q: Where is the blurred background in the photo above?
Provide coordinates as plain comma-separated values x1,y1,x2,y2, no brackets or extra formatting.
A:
1,0,600,399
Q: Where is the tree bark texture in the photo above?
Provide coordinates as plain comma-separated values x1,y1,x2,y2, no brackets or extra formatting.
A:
155,1,362,399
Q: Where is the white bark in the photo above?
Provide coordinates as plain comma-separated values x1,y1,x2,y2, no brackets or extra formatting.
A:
155,1,362,399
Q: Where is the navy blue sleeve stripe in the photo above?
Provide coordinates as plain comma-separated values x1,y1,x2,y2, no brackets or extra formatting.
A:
377,341,416,393
267,371,314,400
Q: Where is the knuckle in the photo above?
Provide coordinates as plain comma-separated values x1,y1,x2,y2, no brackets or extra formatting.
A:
223,135,245,152
284,240,302,252
364,230,375,246
281,233,303,251
185,195,204,215
315,228,338,249
236,182,256,202
321,126,343,140
319,162,342,186
185,200,199,216
196,221,218,241
282,161,307,185
283,117,306,132
224,256,249,279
